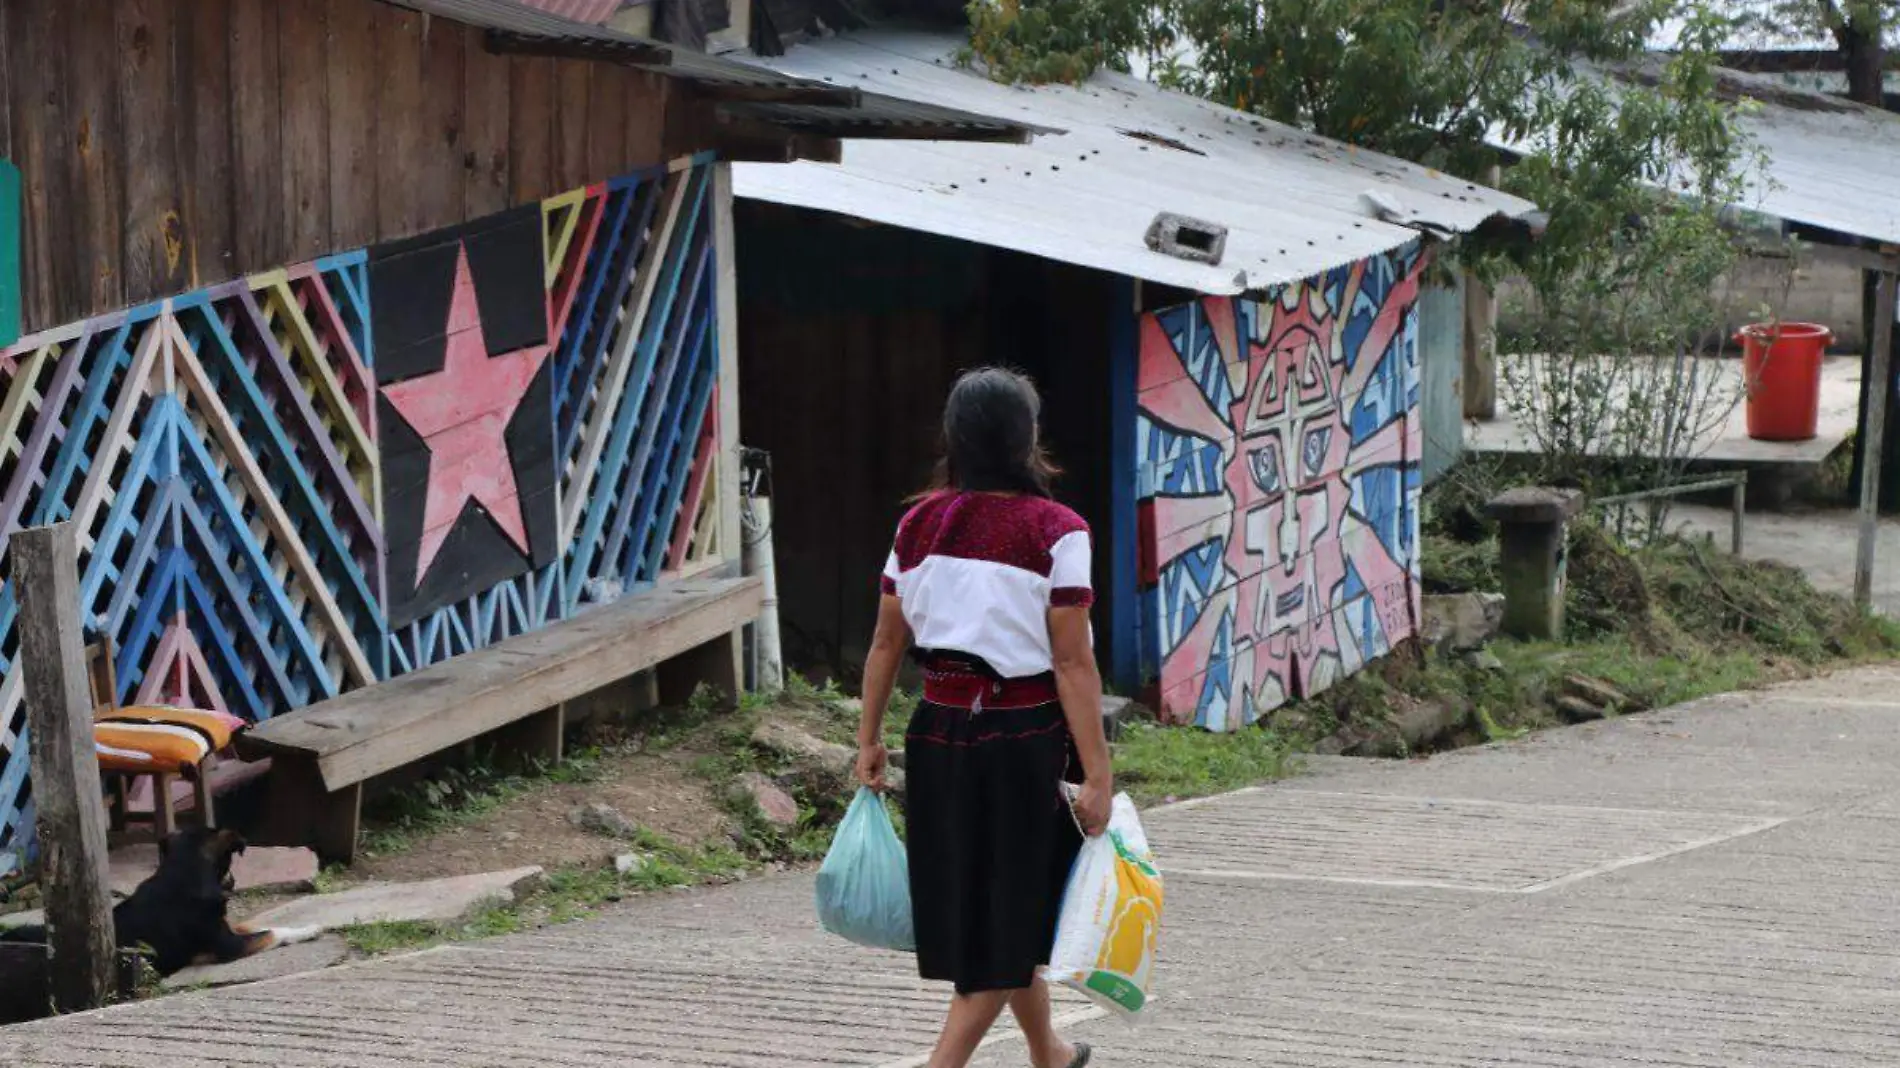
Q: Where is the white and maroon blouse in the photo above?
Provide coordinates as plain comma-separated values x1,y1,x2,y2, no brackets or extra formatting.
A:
881,491,1093,679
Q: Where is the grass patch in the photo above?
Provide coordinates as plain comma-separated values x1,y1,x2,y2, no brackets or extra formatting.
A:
339,827,751,957
1113,720,1298,806
1375,465,1900,756
340,920,440,956
1453,636,1769,739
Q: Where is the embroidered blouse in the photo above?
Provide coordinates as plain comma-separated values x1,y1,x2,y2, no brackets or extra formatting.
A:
880,491,1093,679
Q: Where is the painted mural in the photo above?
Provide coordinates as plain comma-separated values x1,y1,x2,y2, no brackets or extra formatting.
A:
1136,241,1425,731
0,156,727,858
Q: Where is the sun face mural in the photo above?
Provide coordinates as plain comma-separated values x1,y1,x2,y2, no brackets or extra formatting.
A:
1136,242,1426,731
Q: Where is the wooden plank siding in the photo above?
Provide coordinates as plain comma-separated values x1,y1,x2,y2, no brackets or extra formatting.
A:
733,201,1121,679
2,0,675,334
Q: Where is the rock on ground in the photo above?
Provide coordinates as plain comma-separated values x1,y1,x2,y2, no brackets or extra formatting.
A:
751,721,856,768
1565,675,1639,713
1421,592,1505,654
1101,694,1149,741
1556,695,1608,723
244,867,545,932
732,772,800,828
231,847,321,893
569,802,640,840
752,720,906,795
161,936,349,991
1394,697,1472,751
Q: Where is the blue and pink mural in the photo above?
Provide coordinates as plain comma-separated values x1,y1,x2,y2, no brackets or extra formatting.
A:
1136,241,1425,730
0,156,730,858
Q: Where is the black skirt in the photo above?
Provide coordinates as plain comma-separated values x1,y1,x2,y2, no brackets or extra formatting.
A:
904,699,1083,994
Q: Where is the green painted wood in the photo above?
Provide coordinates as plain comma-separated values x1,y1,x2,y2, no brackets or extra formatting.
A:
0,160,19,348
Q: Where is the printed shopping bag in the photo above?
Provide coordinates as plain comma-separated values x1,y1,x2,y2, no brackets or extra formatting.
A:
1048,790,1163,1017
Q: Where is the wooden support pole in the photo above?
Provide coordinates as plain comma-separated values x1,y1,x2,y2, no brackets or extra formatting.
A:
1462,163,1502,421
1856,265,1899,608
13,521,116,1012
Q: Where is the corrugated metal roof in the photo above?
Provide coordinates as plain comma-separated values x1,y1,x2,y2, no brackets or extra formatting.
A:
1490,58,1900,246
732,31,1536,295
510,0,623,23
378,1,1030,141
1716,66,1900,245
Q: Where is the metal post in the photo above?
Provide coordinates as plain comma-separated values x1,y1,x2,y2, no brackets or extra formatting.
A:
1731,476,1746,556
742,495,783,691
1856,261,1898,609
13,521,116,1012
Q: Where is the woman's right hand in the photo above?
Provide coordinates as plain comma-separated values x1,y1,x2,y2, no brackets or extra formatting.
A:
1073,778,1113,837
856,742,889,792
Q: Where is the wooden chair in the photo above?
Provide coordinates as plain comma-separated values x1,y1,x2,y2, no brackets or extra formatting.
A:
86,638,218,837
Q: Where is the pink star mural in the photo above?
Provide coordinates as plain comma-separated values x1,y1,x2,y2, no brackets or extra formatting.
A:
382,247,550,580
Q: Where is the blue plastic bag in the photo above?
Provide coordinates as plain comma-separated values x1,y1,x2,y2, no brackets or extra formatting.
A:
816,787,915,952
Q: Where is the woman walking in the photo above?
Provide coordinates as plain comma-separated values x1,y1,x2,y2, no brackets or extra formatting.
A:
855,368,1115,1068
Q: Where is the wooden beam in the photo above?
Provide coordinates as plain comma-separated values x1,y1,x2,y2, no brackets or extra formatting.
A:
712,162,742,581
755,119,1034,144
1464,163,1502,421
708,131,841,164
693,82,862,107
485,29,670,68
13,522,116,1013
711,161,747,693
1803,240,1900,276
1857,261,1899,608
705,109,841,162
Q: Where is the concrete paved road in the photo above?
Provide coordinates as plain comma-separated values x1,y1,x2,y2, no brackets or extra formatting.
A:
8,666,1900,1065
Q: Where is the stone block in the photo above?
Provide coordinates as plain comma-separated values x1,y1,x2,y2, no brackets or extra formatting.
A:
244,867,545,932
161,936,349,991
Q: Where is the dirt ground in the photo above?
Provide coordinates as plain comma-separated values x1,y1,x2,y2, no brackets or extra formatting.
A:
347,746,732,885
304,694,859,894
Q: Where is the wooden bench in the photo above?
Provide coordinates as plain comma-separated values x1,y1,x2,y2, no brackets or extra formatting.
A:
238,575,762,863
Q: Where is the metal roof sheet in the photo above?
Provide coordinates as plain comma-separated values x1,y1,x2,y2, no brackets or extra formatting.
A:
731,31,1536,295
1490,58,1900,246
509,0,623,23
378,1,1030,140
1716,66,1900,245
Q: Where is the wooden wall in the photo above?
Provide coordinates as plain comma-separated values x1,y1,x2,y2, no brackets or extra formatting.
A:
736,202,1118,680
0,0,678,333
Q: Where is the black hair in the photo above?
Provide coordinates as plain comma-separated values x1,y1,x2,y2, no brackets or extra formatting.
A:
919,367,1060,499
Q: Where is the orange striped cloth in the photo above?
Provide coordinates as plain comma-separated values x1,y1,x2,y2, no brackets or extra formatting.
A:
93,707,245,775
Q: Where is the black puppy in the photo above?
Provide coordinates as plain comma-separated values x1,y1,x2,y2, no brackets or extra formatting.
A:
0,828,320,976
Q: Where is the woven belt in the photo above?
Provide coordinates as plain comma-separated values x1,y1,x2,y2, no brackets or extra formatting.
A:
922,670,1059,711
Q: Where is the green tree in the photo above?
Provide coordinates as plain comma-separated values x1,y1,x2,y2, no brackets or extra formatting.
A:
1723,0,1895,105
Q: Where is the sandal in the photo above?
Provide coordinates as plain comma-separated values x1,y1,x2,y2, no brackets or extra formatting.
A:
1066,1044,1093,1068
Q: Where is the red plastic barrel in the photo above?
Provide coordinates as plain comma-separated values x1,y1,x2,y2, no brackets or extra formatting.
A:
1737,322,1832,442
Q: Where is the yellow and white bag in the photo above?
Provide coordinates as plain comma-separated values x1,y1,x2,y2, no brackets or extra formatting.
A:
1048,789,1162,1017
